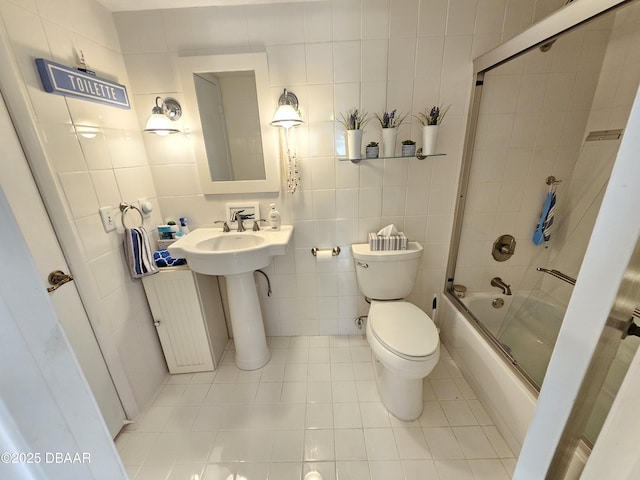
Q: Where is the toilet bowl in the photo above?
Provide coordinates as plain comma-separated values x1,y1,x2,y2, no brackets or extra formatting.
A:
367,300,440,420
351,242,440,420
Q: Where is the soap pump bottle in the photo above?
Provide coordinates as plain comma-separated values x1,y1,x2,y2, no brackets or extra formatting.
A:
268,203,281,231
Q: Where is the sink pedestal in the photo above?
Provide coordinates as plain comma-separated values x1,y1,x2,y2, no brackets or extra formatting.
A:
225,271,270,370
167,226,294,371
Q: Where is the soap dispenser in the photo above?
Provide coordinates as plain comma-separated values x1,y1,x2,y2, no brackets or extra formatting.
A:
268,203,281,231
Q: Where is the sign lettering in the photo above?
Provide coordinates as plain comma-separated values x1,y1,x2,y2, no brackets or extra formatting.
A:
35,58,130,109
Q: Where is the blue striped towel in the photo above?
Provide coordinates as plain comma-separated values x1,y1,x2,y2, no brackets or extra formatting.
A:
124,227,159,278
533,185,557,245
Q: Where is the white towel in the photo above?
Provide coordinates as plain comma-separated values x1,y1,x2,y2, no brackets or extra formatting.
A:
124,226,159,278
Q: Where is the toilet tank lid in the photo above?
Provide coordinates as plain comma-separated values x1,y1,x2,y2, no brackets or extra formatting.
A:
370,302,439,357
351,242,423,261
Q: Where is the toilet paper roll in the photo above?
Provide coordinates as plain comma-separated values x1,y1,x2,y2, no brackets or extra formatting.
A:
315,249,333,263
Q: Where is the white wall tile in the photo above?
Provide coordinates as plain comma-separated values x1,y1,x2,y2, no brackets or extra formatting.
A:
418,0,448,37
39,123,87,173
306,43,334,85
334,41,362,84
332,0,361,42
267,44,307,87
362,40,389,83
59,171,100,219
304,1,333,43
390,0,419,38
150,164,200,197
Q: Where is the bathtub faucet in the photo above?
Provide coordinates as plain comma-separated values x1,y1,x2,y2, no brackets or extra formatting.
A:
491,277,512,296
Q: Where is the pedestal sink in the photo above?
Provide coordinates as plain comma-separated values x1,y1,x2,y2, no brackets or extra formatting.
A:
168,226,293,370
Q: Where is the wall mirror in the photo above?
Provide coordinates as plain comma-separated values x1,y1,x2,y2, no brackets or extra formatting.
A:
178,53,280,194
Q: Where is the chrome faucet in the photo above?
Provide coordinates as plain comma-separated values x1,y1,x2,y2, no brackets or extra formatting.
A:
234,211,246,232
491,277,512,295
214,220,230,232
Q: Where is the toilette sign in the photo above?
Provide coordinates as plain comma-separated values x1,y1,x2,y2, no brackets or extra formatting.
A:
35,58,130,109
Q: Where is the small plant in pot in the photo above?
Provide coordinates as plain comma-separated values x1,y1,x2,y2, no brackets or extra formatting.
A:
366,141,379,158
374,109,407,129
414,105,450,126
415,104,451,155
338,108,370,130
401,139,416,157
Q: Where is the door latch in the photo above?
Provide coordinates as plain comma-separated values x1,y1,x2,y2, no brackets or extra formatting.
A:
47,270,75,293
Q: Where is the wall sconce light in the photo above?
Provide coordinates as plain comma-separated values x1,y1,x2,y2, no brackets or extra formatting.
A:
270,88,303,194
270,89,303,129
144,96,182,136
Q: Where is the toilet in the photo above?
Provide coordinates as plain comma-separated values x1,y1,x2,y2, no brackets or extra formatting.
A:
352,242,440,420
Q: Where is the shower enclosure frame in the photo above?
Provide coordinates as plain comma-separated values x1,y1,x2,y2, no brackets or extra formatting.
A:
444,0,632,391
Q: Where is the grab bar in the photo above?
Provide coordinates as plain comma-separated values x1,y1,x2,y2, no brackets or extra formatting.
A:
537,267,640,321
536,267,576,286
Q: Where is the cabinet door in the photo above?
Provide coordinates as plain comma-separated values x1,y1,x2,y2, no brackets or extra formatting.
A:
143,269,214,373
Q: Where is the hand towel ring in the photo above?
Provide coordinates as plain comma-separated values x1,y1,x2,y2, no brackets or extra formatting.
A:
119,202,144,229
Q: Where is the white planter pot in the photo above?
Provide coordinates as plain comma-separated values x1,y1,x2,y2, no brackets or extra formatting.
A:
422,125,439,155
382,127,398,157
347,129,363,159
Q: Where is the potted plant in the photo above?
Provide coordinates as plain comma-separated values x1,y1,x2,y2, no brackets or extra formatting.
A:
366,141,379,159
401,139,416,157
415,105,450,155
339,108,370,159
375,109,406,157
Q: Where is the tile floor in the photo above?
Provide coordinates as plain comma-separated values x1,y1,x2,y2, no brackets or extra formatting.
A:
115,336,517,479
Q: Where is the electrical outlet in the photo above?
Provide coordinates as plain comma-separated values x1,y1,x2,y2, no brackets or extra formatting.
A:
99,206,116,232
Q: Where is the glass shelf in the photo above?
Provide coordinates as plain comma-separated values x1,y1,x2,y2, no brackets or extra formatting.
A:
338,152,446,163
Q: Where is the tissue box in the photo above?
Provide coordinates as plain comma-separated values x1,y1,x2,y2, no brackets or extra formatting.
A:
369,232,408,251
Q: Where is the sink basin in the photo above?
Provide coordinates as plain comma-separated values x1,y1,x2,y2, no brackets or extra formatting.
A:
167,225,294,371
198,234,266,252
168,225,293,276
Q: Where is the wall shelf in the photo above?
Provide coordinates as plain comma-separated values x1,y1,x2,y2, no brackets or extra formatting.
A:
338,150,446,163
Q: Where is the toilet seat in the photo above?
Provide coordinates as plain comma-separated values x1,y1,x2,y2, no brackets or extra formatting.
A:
369,301,438,360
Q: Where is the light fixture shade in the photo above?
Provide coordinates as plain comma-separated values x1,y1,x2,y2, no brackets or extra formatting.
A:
270,104,303,129
144,113,179,136
144,97,181,135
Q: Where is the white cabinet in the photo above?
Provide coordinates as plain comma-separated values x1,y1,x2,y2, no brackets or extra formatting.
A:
142,266,228,374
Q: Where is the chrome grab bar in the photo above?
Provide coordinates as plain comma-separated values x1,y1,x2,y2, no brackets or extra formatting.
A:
537,267,640,322
536,267,576,286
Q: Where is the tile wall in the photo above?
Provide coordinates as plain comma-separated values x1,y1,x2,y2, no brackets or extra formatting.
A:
0,0,574,418
114,0,566,337
0,0,168,412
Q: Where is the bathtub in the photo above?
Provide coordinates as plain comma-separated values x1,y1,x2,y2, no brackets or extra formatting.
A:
439,293,538,455
460,291,566,388
440,291,591,474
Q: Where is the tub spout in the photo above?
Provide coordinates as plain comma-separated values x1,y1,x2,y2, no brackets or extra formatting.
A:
491,277,512,296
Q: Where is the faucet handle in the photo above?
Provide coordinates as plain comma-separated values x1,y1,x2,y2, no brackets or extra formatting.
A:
214,220,230,232
252,219,267,231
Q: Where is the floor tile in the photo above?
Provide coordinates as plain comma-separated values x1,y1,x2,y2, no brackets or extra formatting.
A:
453,426,498,459
116,336,518,478
334,428,367,461
392,428,431,460
363,428,399,461
402,459,439,479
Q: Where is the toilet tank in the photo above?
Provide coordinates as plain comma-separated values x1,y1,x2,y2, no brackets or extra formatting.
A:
351,242,423,300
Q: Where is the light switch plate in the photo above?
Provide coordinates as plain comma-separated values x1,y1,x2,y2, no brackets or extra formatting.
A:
99,206,116,232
